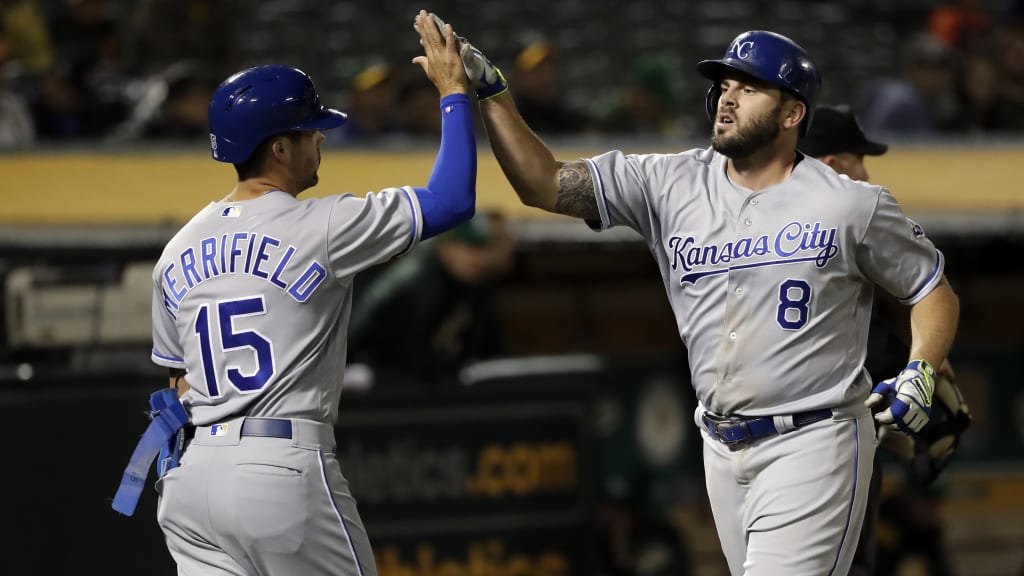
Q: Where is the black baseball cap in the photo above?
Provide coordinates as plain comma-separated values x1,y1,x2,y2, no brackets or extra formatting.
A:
798,104,888,158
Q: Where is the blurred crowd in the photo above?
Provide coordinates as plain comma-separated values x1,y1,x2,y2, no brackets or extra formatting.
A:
858,0,1024,135
2,0,1024,151
0,0,234,148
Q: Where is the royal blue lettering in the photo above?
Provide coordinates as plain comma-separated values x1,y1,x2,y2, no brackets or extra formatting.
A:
219,234,227,276
667,220,838,284
180,248,201,288
244,233,257,274
753,236,771,256
200,238,219,279
289,262,327,302
162,288,179,319
252,236,280,279
774,221,804,257
229,233,247,274
270,246,296,289
163,263,186,302
167,233,326,304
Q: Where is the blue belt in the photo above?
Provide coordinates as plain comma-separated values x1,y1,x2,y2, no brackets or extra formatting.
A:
701,408,833,448
239,417,293,438
188,417,294,442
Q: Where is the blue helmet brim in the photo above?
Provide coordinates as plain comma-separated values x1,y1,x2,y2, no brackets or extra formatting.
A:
697,59,776,88
297,107,348,131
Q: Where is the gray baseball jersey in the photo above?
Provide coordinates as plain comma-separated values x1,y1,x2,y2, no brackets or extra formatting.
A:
587,146,941,574
586,146,943,417
150,187,423,426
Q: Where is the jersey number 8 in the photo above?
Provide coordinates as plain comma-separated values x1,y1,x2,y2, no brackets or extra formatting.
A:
194,296,277,397
777,279,811,330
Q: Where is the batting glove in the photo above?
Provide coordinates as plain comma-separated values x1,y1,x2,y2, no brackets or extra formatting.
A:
420,13,509,101
866,359,937,434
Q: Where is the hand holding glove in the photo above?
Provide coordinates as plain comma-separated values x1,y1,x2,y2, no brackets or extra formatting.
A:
866,359,937,433
415,13,509,100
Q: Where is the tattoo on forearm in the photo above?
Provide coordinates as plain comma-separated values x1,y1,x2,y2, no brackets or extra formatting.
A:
555,162,599,220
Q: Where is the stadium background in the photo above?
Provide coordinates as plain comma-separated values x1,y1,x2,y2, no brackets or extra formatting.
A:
1,0,1023,575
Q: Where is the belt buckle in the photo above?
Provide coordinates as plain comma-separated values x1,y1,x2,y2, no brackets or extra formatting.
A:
704,413,750,447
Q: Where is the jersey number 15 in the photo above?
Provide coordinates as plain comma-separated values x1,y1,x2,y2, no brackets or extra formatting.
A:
194,296,277,397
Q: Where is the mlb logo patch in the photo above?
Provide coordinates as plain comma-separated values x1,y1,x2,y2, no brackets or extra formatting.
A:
221,205,242,218
210,423,229,436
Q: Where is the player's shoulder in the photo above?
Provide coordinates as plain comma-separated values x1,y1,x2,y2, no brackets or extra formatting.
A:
156,204,217,260
305,186,411,208
800,154,886,205
597,146,714,178
626,145,713,165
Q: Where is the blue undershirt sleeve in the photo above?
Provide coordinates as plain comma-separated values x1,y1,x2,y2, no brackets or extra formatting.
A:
414,93,477,240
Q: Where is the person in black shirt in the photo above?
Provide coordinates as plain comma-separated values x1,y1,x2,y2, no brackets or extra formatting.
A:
800,104,972,576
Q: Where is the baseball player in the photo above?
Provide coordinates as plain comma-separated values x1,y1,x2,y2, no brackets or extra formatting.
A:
429,18,961,575
113,12,473,575
798,104,972,575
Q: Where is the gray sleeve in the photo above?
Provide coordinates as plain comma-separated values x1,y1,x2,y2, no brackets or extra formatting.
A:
856,188,944,305
584,151,655,239
325,186,424,279
150,272,184,368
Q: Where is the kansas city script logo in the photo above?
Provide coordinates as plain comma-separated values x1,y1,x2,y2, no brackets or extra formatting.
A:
669,221,839,285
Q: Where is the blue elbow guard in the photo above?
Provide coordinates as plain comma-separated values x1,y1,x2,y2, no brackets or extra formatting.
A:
112,388,189,516
157,427,186,479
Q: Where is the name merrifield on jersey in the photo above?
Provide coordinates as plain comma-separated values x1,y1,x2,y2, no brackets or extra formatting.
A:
161,232,327,316
670,220,840,285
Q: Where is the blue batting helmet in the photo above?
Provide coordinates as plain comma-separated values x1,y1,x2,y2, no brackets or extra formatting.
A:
696,31,821,135
208,65,347,164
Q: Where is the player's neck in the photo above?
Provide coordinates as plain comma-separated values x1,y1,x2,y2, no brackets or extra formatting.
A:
226,179,294,201
726,147,798,192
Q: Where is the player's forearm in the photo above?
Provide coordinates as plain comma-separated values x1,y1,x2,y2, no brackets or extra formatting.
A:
479,92,561,211
908,276,959,368
168,368,190,399
417,93,477,239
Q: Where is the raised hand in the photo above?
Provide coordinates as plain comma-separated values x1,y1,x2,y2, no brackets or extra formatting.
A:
411,10,471,98
418,12,508,101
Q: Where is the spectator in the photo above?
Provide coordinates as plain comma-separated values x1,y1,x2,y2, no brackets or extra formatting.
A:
959,50,1003,132
47,0,129,128
348,210,516,387
49,0,120,77
107,61,214,142
125,0,234,78
510,38,591,135
874,484,955,576
994,22,1024,130
0,0,54,75
326,61,400,145
139,68,217,140
28,65,116,140
396,73,443,137
0,28,33,147
594,54,685,137
858,33,964,134
0,88,33,147
929,0,992,51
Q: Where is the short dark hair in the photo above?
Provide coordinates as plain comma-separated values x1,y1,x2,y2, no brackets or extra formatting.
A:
233,132,302,180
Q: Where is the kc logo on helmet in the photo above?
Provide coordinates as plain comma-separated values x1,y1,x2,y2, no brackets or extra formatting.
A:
735,41,755,59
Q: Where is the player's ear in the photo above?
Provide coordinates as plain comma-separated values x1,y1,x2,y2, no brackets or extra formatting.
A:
270,136,289,161
782,97,805,131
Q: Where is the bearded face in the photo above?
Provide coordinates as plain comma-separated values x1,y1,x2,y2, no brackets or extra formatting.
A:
711,97,785,159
